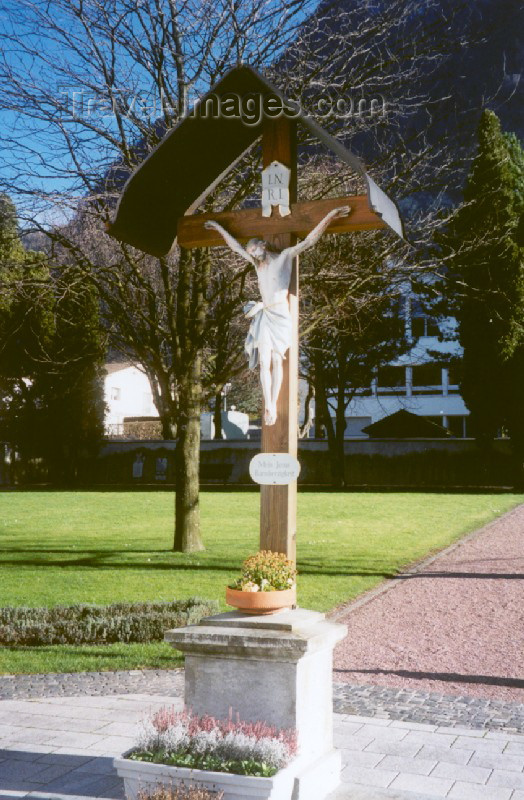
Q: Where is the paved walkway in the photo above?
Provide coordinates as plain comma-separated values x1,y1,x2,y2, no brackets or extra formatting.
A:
1,692,524,800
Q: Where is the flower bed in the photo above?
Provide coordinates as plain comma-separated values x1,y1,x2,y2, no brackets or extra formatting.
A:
114,706,299,800
132,707,297,777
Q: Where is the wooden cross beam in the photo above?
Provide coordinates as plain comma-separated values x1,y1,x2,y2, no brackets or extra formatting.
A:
178,195,387,249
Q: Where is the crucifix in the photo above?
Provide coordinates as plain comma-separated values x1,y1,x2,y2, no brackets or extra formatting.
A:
205,205,349,426
178,118,378,563
108,66,403,567
110,69,402,800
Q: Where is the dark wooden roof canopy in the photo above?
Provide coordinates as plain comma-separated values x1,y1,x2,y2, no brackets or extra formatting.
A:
107,65,404,257
362,410,452,439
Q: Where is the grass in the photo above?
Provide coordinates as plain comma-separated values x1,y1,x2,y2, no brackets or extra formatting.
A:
0,491,521,674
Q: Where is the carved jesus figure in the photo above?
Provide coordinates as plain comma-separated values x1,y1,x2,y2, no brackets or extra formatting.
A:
205,206,350,425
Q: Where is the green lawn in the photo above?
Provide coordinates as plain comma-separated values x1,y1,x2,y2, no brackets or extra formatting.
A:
0,491,521,674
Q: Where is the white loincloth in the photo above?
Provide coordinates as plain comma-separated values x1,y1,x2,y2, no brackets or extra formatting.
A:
243,300,292,369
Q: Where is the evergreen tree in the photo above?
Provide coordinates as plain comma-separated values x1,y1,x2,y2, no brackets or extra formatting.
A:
0,194,54,460
443,111,524,482
0,196,106,482
36,268,107,484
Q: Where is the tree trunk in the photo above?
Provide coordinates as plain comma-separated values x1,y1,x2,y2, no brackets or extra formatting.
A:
506,419,524,492
150,381,177,440
160,415,176,440
315,370,344,487
333,399,347,489
213,390,223,439
314,352,346,488
173,246,209,553
174,368,205,552
299,383,314,439
332,357,348,488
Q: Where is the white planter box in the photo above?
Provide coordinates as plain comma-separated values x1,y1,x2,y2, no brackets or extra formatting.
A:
114,747,341,800
113,750,296,800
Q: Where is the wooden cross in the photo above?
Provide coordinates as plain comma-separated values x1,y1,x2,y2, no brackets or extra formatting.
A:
177,118,388,564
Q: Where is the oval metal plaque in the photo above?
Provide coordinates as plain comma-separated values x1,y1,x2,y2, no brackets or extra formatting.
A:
249,453,301,485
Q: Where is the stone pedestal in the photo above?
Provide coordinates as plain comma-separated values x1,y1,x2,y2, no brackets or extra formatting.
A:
165,607,347,800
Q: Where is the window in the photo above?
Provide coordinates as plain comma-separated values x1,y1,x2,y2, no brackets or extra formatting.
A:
412,364,443,389
377,366,406,394
426,318,440,337
110,387,121,401
447,365,461,392
412,316,440,338
447,416,467,438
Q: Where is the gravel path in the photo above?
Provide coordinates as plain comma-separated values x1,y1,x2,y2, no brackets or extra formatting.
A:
333,503,524,703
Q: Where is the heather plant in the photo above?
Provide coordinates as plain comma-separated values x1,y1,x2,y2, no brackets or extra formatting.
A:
0,599,217,646
137,785,223,800
132,706,297,777
228,551,297,593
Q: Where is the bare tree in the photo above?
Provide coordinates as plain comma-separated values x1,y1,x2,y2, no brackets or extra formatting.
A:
0,0,477,539
0,0,318,551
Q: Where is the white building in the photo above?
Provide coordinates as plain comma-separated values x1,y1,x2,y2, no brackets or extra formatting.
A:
104,363,158,436
200,410,250,439
104,363,249,439
321,298,470,439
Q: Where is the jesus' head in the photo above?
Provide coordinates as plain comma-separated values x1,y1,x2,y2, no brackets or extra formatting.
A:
246,238,268,262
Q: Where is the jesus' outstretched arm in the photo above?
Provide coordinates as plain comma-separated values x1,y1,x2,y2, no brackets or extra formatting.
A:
204,220,256,266
286,206,351,257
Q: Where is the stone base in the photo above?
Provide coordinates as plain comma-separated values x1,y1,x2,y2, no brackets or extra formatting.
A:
165,608,346,763
293,748,342,800
164,607,347,800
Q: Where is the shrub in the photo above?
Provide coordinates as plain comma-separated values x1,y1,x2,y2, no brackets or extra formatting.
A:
0,598,218,646
228,551,297,592
132,706,297,777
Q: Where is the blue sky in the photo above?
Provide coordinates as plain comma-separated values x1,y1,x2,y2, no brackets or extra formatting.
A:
0,0,318,227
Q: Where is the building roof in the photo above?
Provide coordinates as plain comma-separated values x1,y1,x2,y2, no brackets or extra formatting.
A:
108,65,404,257
362,409,452,439
104,362,134,375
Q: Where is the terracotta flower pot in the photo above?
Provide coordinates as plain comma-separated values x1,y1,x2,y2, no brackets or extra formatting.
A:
226,586,296,615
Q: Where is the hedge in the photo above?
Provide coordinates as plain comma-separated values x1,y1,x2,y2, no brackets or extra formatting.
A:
0,598,218,646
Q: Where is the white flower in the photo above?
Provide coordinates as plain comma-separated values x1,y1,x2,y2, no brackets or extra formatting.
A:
189,729,220,756
136,719,165,752
162,723,190,753
253,737,289,769
215,731,257,762
136,719,191,754
241,581,259,592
